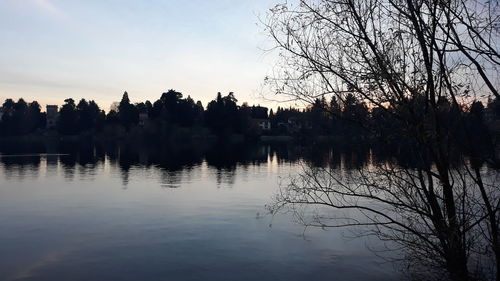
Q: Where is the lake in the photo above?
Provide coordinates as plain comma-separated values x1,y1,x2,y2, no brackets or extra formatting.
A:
0,141,401,281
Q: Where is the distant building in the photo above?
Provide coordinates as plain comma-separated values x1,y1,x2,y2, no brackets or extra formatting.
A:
46,105,59,129
253,118,271,131
286,117,312,133
139,113,149,127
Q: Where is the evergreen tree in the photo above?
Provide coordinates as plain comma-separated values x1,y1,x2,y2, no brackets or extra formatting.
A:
118,92,138,130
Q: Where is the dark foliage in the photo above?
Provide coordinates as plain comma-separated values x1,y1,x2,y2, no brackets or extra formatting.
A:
0,98,45,136
1,93,498,145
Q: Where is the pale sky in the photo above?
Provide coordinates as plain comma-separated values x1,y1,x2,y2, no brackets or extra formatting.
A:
0,0,280,111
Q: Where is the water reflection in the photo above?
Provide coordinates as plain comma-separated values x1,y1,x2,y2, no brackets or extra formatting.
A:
0,142,361,193
0,140,420,281
1,140,489,185
1,140,496,281
0,141,371,173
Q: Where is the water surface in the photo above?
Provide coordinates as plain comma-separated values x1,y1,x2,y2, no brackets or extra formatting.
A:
0,141,400,281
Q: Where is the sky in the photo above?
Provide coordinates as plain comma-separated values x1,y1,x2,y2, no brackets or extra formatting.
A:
0,0,280,111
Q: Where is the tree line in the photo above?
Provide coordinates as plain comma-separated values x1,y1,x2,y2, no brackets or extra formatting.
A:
1,91,499,144
0,91,256,137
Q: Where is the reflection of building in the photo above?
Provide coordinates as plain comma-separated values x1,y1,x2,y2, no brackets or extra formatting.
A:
46,105,59,129
253,118,271,131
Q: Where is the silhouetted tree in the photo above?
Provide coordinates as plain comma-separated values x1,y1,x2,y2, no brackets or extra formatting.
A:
488,98,500,121
25,101,44,133
118,92,138,130
205,92,242,135
0,98,44,136
106,109,119,124
308,97,329,134
58,98,79,135
77,99,104,132
264,1,499,280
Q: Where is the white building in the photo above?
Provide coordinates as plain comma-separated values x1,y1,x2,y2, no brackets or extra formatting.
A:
254,119,271,131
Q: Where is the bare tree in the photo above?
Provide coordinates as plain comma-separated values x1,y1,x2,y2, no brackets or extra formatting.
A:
263,1,500,280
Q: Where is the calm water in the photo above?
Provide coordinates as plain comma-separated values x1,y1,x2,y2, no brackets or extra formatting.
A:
0,141,401,281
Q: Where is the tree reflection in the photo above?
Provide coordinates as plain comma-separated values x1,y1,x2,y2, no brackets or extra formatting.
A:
0,140,445,184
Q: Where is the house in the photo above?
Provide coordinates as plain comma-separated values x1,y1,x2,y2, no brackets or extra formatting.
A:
253,118,271,131
139,113,149,127
46,105,59,129
286,117,312,133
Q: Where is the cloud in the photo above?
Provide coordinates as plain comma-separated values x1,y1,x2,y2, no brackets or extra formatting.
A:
33,0,68,20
